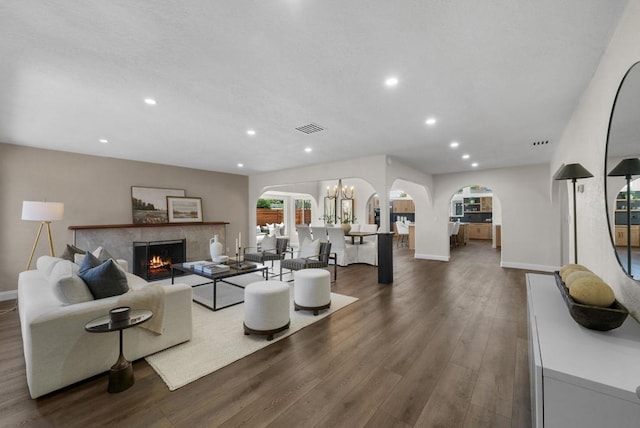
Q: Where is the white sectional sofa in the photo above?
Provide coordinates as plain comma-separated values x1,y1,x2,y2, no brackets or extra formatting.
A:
18,256,192,398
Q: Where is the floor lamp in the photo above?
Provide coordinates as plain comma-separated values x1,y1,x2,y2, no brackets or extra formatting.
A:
608,158,640,276
554,163,593,264
22,201,64,270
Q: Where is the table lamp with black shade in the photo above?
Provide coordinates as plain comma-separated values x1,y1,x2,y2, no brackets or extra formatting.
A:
607,158,640,276
554,163,594,264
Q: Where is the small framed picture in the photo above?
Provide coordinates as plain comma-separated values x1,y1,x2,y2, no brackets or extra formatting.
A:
166,196,203,223
131,186,185,224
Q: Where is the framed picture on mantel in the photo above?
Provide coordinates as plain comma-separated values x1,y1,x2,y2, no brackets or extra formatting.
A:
131,186,185,224
167,196,203,223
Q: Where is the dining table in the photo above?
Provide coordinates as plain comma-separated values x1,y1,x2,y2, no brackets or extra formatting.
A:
346,231,377,244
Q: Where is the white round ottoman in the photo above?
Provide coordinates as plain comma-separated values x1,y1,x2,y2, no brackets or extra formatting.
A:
294,269,331,315
244,281,290,340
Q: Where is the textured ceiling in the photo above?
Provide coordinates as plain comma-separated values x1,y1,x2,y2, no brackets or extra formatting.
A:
0,1,629,176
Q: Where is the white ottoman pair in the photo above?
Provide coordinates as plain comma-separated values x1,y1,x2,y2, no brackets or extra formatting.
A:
294,269,331,315
244,281,290,341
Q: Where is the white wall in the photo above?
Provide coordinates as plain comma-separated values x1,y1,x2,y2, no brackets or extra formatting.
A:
550,0,640,317
421,164,561,270
0,143,248,295
249,155,433,247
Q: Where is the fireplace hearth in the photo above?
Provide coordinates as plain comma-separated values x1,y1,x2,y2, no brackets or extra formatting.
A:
133,239,186,280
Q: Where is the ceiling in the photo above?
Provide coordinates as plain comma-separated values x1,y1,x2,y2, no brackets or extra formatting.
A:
0,1,629,176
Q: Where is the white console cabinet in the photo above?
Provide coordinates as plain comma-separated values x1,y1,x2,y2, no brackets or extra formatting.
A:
527,273,640,428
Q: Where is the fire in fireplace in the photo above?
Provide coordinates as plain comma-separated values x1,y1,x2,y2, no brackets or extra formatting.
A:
133,239,186,280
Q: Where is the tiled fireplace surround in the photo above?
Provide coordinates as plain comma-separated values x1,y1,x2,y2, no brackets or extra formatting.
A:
70,223,228,271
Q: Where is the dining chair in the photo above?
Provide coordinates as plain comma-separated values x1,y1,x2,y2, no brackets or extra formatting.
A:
396,221,409,248
296,225,312,246
310,226,329,243
326,226,357,266
357,224,379,265
450,222,460,248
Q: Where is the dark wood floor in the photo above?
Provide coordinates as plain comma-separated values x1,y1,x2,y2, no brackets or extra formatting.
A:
0,240,532,427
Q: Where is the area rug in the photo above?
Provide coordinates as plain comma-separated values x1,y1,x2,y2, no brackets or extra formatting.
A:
145,276,357,391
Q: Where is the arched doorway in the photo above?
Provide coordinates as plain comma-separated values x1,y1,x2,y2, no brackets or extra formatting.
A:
448,185,502,261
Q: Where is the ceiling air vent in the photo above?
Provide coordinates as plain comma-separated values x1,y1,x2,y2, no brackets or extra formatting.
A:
295,123,325,134
532,140,550,147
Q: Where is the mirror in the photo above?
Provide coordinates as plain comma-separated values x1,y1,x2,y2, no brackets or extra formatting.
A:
341,199,354,224
605,61,640,280
323,196,336,224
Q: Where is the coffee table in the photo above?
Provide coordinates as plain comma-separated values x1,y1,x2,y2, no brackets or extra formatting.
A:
171,262,268,311
84,309,153,393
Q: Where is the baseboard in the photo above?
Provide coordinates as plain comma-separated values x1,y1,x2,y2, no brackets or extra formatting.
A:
414,253,450,262
500,261,557,272
0,290,17,302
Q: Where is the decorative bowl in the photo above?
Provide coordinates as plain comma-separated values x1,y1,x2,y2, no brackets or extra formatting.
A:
212,255,229,263
554,272,628,331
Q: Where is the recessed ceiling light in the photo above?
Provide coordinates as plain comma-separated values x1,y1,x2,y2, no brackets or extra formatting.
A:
425,117,437,126
385,76,399,87
462,154,470,160
99,139,108,144
144,98,157,105
246,129,256,136
304,147,312,153
237,163,244,168
471,162,479,168
449,141,459,148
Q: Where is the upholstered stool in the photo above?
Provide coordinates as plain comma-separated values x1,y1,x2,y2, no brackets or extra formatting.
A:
244,281,290,340
294,269,331,315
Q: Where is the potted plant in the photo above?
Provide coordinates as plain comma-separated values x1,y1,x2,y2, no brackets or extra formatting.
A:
340,214,357,233
318,214,335,225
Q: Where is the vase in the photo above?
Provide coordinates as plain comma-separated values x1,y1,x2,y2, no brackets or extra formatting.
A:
210,235,223,261
341,223,351,234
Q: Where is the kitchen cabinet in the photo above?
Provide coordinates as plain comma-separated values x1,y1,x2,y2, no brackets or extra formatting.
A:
463,196,492,213
614,225,640,247
468,222,492,240
615,191,640,213
527,273,640,428
392,199,415,213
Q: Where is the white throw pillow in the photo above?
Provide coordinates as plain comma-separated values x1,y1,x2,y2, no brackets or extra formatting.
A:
92,246,115,262
299,238,321,258
49,259,94,305
349,223,361,233
36,256,64,278
261,234,277,252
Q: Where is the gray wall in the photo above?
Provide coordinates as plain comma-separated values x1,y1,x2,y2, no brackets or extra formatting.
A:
0,143,248,294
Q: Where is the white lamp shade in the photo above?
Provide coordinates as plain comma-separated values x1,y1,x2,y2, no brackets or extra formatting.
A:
21,201,64,222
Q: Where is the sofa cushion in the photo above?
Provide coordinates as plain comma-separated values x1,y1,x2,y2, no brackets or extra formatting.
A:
60,244,86,262
36,256,64,279
79,259,129,299
49,260,94,305
299,238,320,258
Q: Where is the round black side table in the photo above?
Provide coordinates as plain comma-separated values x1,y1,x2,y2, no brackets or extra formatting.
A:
85,309,153,393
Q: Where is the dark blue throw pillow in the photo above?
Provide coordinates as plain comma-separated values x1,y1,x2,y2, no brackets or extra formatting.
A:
79,259,129,299
78,250,102,274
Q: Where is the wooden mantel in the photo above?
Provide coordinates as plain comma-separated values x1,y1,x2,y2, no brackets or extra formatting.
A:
69,221,229,230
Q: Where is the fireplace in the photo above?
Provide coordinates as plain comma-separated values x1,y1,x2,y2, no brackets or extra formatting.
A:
133,239,186,280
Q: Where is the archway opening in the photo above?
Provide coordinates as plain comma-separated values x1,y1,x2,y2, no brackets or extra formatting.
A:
448,185,502,260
